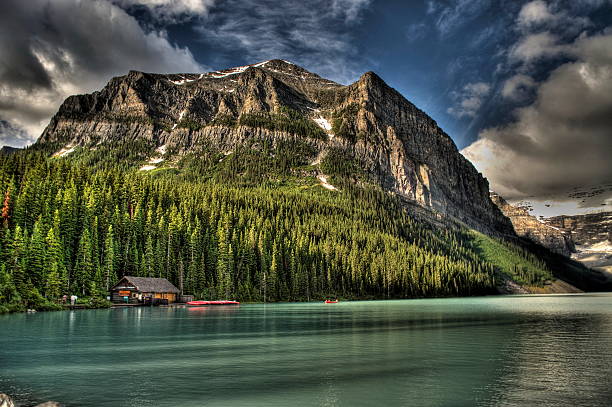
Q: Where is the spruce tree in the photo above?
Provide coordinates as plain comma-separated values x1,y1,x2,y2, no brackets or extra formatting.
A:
74,228,94,296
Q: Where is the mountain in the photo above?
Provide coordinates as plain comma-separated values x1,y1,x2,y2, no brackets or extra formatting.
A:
546,212,612,273
0,146,20,155
38,59,513,237
3,60,609,313
490,192,611,288
490,192,574,256
546,212,612,247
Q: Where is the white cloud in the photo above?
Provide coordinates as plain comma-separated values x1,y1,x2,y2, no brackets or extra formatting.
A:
462,32,612,199
509,32,565,63
501,74,537,101
0,0,205,146
447,82,491,118
331,0,371,23
111,0,215,22
517,0,555,28
405,22,428,42
431,0,490,36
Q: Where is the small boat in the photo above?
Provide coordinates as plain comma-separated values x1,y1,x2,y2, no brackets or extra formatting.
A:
187,300,240,306
324,300,338,304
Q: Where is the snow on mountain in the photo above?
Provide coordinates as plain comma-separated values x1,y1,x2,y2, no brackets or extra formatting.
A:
314,117,332,132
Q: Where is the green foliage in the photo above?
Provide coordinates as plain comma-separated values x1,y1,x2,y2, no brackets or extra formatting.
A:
468,231,552,286
238,106,327,140
331,103,359,141
65,140,157,171
175,139,317,185
320,147,370,188
87,295,112,309
209,114,238,127
178,118,204,131
0,264,21,306
0,148,563,311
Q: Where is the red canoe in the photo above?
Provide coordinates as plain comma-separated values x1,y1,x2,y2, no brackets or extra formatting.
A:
187,300,240,306
325,300,338,304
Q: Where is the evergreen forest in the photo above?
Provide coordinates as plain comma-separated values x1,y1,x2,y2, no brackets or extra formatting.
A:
0,146,555,312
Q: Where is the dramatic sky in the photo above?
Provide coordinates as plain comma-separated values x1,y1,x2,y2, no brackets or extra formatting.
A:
1,0,611,214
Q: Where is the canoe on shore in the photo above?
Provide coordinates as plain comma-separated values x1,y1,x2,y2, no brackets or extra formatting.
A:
325,300,338,304
186,300,240,306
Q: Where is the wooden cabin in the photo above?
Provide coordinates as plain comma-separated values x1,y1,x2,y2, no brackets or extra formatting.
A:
110,276,180,304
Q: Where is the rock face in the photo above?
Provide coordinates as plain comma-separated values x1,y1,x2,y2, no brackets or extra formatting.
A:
545,212,612,246
0,393,15,407
546,212,612,273
38,59,513,235
0,146,20,155
0,393,62,407
490,192,574,256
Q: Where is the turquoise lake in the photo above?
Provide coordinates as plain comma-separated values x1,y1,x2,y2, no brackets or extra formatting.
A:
1,295,612,406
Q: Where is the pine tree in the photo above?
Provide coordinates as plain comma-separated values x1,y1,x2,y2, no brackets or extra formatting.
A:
9,226,26,292
0,263,20,305
45,227,66,298
27,219,47,289
103,225,116,290
74,228,94,295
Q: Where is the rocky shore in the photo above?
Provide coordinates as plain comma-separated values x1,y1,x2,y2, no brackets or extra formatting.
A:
0,393,61,407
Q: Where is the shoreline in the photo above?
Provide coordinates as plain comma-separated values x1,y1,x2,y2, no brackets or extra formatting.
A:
4,291,611,316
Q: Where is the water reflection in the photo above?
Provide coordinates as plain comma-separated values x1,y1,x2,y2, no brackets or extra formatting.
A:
482,308,612,406
186,305,241,314
1,296,612,406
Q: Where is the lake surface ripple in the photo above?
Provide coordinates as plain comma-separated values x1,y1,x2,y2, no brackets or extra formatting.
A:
1,295,612,406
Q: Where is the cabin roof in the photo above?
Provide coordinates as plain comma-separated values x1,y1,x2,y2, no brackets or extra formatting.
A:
113,276,180,294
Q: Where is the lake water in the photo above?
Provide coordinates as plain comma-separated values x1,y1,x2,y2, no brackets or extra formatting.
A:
1,295,612,406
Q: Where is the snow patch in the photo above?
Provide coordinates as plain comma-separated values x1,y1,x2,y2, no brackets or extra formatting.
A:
210,64,252,78
156,145,168,155
314,116,332,131
169,75,202,85
318,175,337,191
536,216,562,231
313,116,334,139
53,145,76,158
582,240,612,252
143,145,168,167
172,110,187,130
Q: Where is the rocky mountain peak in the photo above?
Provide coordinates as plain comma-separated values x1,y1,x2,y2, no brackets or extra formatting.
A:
490,192,575,256
37,60,514,236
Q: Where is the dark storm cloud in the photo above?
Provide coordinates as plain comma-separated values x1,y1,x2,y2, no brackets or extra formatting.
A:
0,120,29,147
0,0,204,147
455,0,612,204
462,31,612,199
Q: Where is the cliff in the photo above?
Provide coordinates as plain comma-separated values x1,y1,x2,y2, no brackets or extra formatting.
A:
37,60,513,236
490,192,574,256
546,212,612,273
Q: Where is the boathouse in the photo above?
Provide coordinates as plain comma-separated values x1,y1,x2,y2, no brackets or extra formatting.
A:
110,276,180,304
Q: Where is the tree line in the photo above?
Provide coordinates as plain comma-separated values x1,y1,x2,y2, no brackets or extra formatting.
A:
0,149,552,311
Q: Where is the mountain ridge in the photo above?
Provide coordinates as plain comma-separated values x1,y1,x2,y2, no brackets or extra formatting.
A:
37,59,514,237
1,60,609,314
